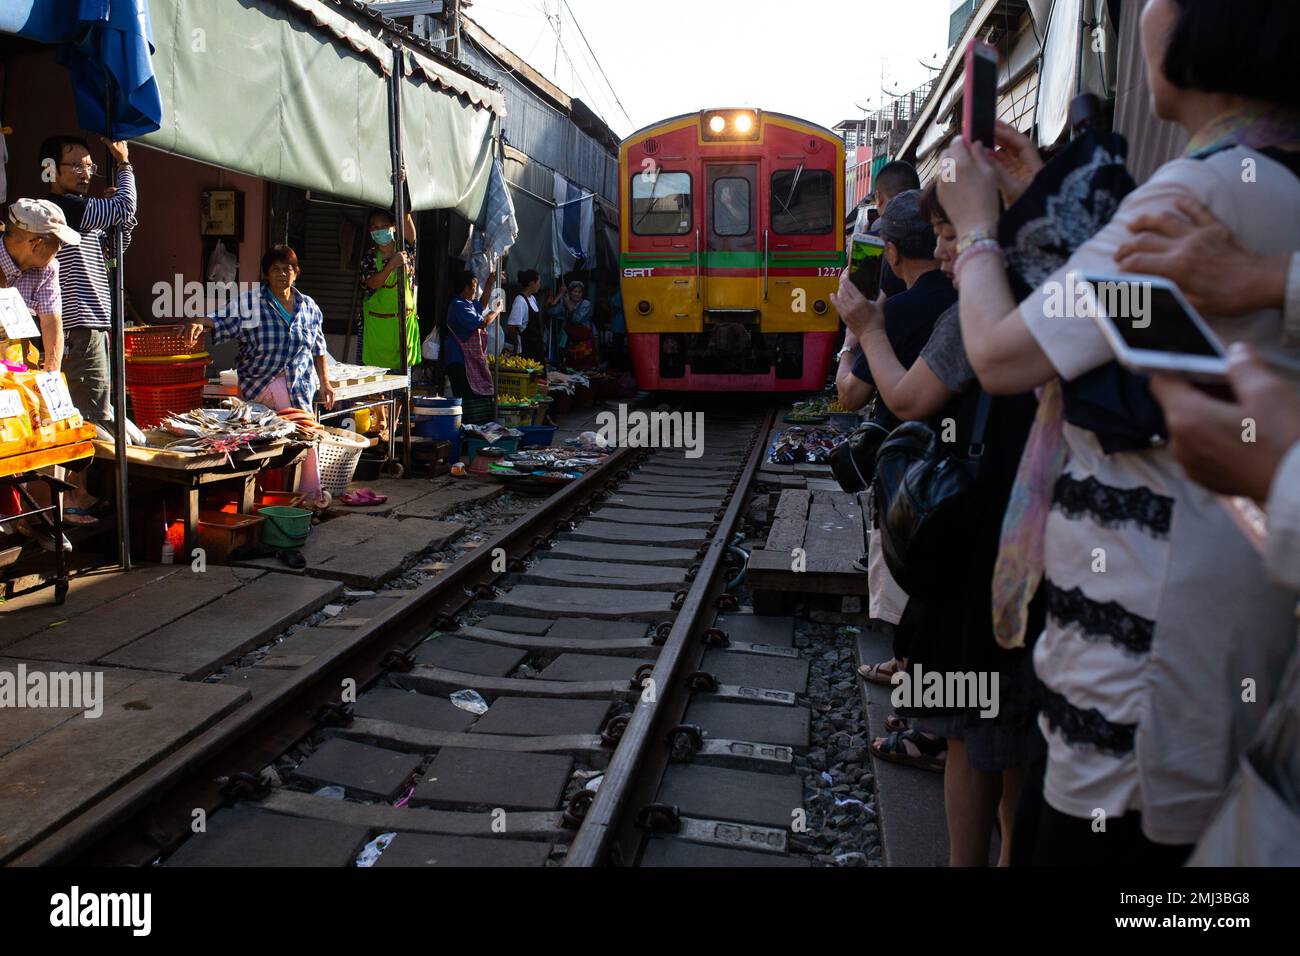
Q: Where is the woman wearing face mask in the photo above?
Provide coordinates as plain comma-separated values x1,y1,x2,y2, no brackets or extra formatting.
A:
357,208,419,370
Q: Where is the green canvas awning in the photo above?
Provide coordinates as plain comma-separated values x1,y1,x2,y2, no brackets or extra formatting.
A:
401,47,498,218
140,0,501,212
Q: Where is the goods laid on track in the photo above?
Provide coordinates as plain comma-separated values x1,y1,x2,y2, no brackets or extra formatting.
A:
37,405,866,868
8,399,896,869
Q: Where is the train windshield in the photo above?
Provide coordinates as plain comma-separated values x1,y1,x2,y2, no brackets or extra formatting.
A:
711,177,751,236
631,171,692,235
771,168,835,234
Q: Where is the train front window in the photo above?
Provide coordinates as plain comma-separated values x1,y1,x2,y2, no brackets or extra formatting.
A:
711,177,751,236
771,168,834,234
631,171,692,235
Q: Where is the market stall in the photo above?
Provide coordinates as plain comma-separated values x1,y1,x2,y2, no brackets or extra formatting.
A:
205,360,410,479
0,364,98,604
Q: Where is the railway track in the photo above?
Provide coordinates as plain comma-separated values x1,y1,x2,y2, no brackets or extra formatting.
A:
32,402,819,868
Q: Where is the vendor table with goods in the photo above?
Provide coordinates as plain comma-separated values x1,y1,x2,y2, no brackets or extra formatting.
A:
93,401,321,560
0,364,98,604
205,361,408,476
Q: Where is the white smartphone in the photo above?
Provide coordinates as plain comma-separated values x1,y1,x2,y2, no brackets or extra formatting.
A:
1080,273,1229,382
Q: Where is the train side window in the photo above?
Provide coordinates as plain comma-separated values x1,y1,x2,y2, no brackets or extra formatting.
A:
771,168,834,235
631,171,692,235
711,177,751,236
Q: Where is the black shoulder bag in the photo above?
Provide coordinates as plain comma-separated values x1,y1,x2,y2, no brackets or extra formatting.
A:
871,390,991,605
829,416,892,493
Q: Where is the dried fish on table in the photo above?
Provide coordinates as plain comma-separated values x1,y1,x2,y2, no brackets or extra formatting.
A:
156,399,313,463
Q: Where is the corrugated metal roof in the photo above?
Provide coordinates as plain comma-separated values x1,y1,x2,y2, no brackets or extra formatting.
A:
279,0,504,110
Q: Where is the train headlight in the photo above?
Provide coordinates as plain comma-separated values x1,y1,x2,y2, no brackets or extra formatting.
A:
637,300,652,315
701,109,760,141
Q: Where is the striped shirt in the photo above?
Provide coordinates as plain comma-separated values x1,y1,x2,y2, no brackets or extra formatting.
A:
48,165,137,330
210,286,327,411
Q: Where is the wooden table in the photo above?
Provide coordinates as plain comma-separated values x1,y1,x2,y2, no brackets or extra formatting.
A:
93,437,307,555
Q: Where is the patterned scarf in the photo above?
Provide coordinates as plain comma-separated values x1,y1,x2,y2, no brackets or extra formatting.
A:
991,131,1134,648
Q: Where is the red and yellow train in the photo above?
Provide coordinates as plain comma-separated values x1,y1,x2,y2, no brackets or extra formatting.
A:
619,108,845,391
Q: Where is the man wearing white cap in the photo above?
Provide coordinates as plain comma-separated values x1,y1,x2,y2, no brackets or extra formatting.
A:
0,198,78,370
0,198,80,551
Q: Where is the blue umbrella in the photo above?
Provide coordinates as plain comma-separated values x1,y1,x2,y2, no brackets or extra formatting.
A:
3,0,162,137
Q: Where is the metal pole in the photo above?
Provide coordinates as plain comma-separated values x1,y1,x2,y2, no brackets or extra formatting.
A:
491,131,501,422
390,44,412,476
105,76,131,569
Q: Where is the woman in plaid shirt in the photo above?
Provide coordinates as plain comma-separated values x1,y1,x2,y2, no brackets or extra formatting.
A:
188,245,334,503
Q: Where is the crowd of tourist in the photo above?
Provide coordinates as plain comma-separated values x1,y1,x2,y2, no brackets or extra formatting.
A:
830,0,1300,866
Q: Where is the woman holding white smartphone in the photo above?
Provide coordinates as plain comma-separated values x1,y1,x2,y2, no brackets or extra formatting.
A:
937,0,1300,864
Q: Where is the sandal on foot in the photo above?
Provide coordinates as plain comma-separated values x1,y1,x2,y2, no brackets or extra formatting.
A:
870,729,947,773
884,713,909,734
857,658,903,686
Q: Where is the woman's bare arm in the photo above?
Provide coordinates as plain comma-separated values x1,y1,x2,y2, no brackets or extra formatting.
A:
858,327,956,419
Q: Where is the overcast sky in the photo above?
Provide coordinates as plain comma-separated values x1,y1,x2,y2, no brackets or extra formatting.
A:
464,0,954,138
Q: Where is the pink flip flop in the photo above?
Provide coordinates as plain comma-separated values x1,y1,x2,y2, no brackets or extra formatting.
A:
338,488,388,506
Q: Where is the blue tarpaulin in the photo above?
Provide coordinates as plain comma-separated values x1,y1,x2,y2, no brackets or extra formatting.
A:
1,0,162,138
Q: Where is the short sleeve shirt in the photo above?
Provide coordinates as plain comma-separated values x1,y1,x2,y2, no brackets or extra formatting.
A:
851,268,957,427
919,304,976,392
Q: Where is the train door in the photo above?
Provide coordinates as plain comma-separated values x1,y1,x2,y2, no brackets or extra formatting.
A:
703,163,760,313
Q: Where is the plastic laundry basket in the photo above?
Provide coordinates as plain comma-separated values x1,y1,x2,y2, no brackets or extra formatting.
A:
316,426,371,496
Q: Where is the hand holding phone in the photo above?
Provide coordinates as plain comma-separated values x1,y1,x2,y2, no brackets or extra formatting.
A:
1082,272,1229,382
963,40,998,149
848,232,887,300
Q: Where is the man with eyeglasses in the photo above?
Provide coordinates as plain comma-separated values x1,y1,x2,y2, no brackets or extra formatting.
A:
40,135,137,428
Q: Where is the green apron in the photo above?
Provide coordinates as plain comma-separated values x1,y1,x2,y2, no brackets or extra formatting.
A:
361,249,420,369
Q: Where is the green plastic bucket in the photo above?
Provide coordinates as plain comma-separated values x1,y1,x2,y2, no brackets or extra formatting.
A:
258,506,312,548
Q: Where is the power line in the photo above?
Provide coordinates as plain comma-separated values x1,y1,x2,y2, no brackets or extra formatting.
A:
559,0,633,127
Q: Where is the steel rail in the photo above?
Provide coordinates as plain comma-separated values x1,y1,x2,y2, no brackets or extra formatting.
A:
564,408,773,866
12,443,643,867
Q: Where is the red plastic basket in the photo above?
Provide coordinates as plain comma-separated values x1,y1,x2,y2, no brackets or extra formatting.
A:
127,382,207,427
124,325,204,357
125,356,210,386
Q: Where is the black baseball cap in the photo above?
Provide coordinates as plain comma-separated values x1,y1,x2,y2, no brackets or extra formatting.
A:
873,189,932,248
